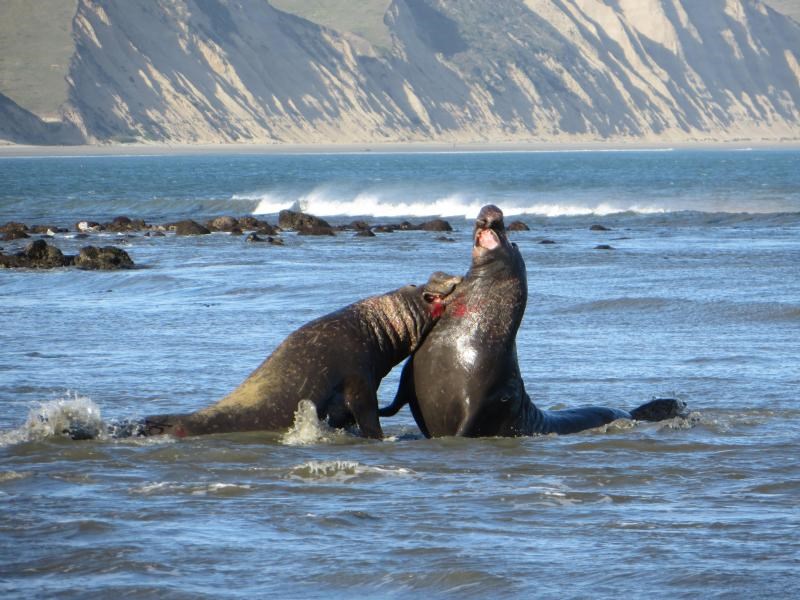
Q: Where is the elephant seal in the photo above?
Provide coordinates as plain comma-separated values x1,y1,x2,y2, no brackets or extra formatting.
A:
380,205,685,437
132,271,461,439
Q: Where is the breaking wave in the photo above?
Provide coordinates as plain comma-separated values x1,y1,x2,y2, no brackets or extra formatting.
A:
238,187,671,219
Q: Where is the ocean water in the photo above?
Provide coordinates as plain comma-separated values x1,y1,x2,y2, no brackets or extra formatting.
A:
1,149,799,598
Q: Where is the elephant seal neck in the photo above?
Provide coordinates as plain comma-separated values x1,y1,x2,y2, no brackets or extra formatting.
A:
357,291,433,371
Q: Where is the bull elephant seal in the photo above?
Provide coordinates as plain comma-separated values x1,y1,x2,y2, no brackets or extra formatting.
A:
380,205,685,437
133,271,461,439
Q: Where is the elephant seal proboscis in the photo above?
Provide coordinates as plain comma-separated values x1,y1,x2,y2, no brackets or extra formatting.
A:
380,205,686,437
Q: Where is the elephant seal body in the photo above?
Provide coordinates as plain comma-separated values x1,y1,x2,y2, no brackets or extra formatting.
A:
140,272,460,439
380,205,685,437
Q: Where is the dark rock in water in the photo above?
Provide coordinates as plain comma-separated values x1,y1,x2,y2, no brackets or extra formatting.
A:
74,246,135,270
172,219,211,235
538,239,556,244
436,236,456,242
28,224,68,235
372,225,395,233
355,229,376,237
1,221,28,235
207,216,239,231
229,226,243,236
594,244,614,250
590,224,611,231
298,225,335,236
2,222,30,240
397,220,416,231
348,220,371,231
2,229,29,241
420,219,453,232
256,224,278,236
238,216,271,231
75,233,90,239
508,221,530,231
144,231,165,237
278,209,332,232
0,239,69,268
246,233,283,245
105,216,147,232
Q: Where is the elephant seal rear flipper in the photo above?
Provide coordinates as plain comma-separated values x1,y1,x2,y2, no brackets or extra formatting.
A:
629,398,687,421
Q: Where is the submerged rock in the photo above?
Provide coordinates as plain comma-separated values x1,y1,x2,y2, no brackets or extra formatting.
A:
0,239,134,270
256,224,279,236
508,221,530,231
419,219,453,232
347,220,371,232
238,216,274,231
246,233,283,245
590,224,611,231
297,225,335,236
206,216,238,231
2,229,29,241
1,222,30,240
171,219,211,235
74,246,135,270
278,210,332,233
105,216,147,232
0,239,69,268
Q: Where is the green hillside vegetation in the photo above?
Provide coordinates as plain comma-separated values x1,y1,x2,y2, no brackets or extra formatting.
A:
268,0,392,50
0,0,77,119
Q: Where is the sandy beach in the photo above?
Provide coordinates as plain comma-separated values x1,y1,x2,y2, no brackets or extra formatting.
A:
2,139,799,158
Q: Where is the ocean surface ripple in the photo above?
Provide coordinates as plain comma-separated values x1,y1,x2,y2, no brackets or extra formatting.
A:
1,150,799,598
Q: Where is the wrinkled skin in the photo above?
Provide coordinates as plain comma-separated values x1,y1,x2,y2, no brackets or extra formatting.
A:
139,271,461,439
380,205,685,437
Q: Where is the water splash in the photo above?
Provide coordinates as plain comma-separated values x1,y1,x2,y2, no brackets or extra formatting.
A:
280,399,347,446
0,392,105,446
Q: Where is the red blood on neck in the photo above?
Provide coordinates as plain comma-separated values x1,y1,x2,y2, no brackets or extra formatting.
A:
430,301,445,319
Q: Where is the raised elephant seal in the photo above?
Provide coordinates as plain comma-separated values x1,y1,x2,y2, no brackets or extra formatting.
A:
130,271,461,439
380,205,685,437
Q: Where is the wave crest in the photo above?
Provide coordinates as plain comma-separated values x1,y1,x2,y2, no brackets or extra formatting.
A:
239,186,671,219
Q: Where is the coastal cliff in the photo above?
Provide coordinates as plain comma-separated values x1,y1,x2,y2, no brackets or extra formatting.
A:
2,0,799,145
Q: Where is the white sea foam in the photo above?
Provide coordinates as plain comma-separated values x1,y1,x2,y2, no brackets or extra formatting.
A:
0,392,105,447
242,186,672,219
131,481,252,496
287,460,414,482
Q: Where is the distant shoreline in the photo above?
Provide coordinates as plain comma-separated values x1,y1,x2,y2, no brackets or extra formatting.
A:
1,139,800,158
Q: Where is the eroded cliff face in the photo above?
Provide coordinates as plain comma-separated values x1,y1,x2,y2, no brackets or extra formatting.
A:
46,0,800,143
